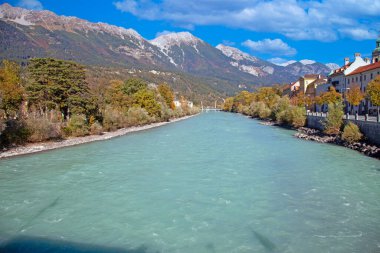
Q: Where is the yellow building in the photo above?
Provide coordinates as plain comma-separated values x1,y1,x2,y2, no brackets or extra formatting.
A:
299,74,321,93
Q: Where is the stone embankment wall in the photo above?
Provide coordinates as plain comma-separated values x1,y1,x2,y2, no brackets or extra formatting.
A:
306,115,380,146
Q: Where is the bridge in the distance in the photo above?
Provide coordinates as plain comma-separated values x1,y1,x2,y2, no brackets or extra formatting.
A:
201,100,223,112
202,108,221,112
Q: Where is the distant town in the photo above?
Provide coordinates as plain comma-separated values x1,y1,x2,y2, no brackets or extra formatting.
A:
284,36,380,116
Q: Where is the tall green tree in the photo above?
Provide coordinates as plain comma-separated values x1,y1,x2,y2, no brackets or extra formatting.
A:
122,78,147,96
366,76,380,118
26,58,90,118
346,84,364,113
324,102,344,135
321,86,342,105
133,89,161,117
158,83,175,110
105,80,132,110
0,60,24,117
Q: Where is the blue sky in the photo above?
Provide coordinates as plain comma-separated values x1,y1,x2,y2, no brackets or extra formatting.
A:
6,0,380,65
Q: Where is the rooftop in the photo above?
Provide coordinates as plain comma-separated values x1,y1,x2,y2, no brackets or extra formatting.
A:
328,63,352,77
347,61,380,76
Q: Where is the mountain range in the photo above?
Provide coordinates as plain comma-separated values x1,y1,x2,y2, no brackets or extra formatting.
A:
0,3,335,95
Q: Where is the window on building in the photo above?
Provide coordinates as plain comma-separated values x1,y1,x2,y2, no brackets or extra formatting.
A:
360,76,362,81
352,77,354,82
364,75,366,81
371,73,373,79
347,79,350,84
356,77,358,82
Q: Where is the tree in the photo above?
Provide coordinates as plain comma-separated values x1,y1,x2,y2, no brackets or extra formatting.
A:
122,78,147,96
26,58,90,119
105,80,132,110
0,60,24,117
342,122,362,143
290,92,311,108
256,87,279,108
324,102,344,135
133,89,161,117
346,85,364,112
366,76,380,118
223,97,234,111
321,86,342,105
158,83,175,110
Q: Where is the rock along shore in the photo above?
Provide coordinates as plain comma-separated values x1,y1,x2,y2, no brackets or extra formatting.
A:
295,127,380,159
0,115,197,159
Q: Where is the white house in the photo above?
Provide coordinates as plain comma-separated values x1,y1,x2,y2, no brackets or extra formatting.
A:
173,100,181,108
328,53,370,94
173,100,194,109
345,61,380,115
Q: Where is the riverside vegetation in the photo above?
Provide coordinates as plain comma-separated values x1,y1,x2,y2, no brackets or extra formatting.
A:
223,84,380,158
0,58,198,149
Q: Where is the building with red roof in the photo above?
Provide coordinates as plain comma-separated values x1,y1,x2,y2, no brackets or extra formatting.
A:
345,61,380,114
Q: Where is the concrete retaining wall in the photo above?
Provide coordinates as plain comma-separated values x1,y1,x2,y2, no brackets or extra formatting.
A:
306,115,380,146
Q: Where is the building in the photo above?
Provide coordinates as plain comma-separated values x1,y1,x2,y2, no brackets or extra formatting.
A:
173,100,194,109
282,81,300,97
372,37,380,63
173,100,181,108
305,77,328,98
328,53,370,94
299,74,321,93
345,61,380,114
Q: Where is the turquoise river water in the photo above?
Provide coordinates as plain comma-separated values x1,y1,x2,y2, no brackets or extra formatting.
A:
0,112,379,253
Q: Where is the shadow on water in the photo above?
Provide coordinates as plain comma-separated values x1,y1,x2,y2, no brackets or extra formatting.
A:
205,242,216,252
18,197,61,233
250,229,277,252
0,236,159,253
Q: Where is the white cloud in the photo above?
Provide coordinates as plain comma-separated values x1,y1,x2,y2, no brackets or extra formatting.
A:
243,39,297,56
339,28,378,40
114,0,380,42
17,0,43,10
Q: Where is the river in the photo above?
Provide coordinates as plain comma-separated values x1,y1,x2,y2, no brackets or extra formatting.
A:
0,112,379,253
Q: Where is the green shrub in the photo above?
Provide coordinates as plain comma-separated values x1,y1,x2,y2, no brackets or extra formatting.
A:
0,119,29,147
89,121,103,135
287,106,306,128
256,101,272,119
102,106,127,131
126,107,154,126
324,102,344,135
64,114,89,137
26,116,61,142
273,97,291,123
342,123,362,143
159,104,173,122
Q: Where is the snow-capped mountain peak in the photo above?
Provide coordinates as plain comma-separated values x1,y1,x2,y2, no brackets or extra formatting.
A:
151,32,201,48
216,44,258,62
299,59,316,65
273,60,297,66
325,63,340,71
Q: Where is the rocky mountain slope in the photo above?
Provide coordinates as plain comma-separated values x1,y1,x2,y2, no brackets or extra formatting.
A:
0,3,333,93
216,44,332,82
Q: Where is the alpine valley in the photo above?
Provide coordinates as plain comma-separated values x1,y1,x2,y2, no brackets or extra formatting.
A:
0,3,334,101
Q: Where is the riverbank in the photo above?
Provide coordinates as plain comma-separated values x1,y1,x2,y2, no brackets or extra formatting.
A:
294,127,380,159
256,116,380,159
0,114,197,159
